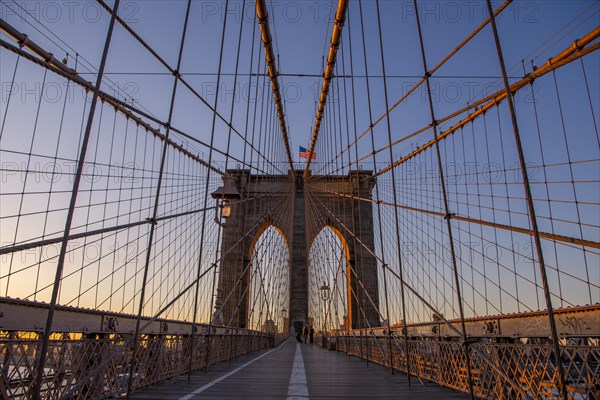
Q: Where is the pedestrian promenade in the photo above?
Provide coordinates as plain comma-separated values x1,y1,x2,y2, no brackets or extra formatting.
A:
132,338,469,399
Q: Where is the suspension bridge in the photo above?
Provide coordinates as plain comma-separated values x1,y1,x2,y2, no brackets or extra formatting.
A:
0,0,599,398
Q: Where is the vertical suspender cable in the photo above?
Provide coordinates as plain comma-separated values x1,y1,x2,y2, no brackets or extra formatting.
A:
32,2,121,399
215,0,249,363
339,36,354,358
484,1,568,397
412,1,475,398
580,59,599,147
127,0,193,397
8,67,48,300
345,8,364,362
523,61,557,309
304,0,348,177
356,0,374,367
374,0,411,379
190,0,230,379
256,0,295,177
552,70,592,304
0,55,19,142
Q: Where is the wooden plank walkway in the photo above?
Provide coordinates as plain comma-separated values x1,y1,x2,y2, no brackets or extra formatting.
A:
132,338,470,399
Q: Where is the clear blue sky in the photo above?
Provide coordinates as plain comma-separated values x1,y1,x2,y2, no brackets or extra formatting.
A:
0,0,598,321
3,0,597,163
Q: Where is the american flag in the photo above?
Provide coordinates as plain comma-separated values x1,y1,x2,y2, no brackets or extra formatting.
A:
299,146,316,159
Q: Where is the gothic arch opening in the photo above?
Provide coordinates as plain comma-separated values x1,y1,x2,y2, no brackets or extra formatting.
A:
308,225,352,333
215,169,378,331
247,224,289,333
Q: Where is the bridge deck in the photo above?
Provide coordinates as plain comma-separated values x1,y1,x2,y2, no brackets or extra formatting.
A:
132,338,469,399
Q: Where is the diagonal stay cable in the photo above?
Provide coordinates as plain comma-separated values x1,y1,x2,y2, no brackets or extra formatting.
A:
316,36,600,180
0,191,281,256
93,0,282,174
0,33,223,177
305,187,464,337
61,191,292,399
0,16,278,177
1,0,156,118
311,0,512,177
305,182,600,250
371,29,600,179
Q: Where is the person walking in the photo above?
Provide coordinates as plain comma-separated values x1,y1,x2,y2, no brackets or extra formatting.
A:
309,326,315,344
303,326,309,343
296,329,302,343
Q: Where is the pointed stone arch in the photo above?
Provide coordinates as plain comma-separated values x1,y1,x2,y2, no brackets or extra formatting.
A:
248,219,289,258
215,170,295,328
216,169,379,330
246,222,290,331
308,214,379,329
308,224,353,329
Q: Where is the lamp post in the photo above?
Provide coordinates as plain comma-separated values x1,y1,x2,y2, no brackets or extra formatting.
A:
210,176,241,227
210,177,240,336
280,307,287,333
320,282,330,334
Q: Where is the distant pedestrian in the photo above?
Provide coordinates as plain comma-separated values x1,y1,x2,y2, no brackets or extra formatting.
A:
309,326,314,344
303,326,309,343
296,330,302,343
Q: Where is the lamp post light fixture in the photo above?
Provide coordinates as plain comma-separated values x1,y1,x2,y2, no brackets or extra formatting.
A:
210,177,241,227
320,282,330,301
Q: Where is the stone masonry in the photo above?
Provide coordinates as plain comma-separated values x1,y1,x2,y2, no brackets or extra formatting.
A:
215,169,379,330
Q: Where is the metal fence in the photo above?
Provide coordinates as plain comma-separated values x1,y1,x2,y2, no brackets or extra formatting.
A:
332,333,600,399
1,331,275,399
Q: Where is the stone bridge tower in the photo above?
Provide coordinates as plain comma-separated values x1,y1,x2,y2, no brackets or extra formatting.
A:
215,170,379,330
